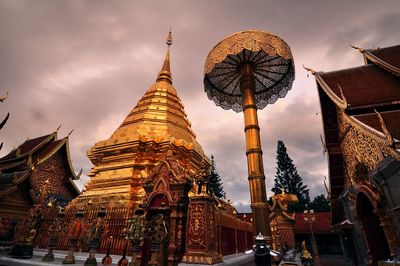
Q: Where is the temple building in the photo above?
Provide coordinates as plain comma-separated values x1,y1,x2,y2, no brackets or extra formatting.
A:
58,32,252,265
0,131,81,218
312,44,400,266
0,131,82,259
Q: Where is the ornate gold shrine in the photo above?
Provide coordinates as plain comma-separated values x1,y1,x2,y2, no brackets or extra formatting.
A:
70,31,209,211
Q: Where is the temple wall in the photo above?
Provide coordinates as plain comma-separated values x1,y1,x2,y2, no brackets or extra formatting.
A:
216,212,253,255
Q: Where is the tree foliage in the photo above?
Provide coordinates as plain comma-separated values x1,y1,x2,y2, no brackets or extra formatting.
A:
208,155,225,198
272,140,310,212
309,194,331,212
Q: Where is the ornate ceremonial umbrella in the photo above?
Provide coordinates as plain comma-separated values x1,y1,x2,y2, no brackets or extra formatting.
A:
204,30,295,241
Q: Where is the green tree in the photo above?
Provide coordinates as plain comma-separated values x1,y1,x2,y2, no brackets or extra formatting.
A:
272,140,310,212
208,155,225,198
309,194,331,212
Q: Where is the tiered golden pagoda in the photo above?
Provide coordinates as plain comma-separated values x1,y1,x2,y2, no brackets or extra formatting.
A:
71,31,209,209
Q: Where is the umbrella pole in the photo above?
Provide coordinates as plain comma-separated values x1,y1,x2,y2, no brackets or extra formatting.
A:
240,64,272,242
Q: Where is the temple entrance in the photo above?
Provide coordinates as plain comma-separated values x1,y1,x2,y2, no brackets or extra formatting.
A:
141,194,171,266
356,192,390,265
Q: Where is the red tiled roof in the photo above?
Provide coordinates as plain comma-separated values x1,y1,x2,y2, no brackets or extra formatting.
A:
0,134,55,162
353,111,400,141
366,45,400,73
31,139,65,163
318,64,400,109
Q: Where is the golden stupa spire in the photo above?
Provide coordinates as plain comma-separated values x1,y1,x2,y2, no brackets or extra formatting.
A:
157,28,173,84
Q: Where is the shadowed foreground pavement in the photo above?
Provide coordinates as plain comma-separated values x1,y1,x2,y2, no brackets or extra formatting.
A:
0,249,351,266
0,249,255,266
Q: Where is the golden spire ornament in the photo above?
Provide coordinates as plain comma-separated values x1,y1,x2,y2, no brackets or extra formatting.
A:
157,29,173,83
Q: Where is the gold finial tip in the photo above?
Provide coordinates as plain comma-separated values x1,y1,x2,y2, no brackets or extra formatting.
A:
166,28,172,46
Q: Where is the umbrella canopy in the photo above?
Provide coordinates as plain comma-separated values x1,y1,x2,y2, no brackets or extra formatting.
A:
204,30,295,112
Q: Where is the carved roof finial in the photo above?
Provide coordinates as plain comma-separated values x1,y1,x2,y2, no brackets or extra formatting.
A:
337,84,348,109
320,134,327,156
374,109,394,147
76,169,83,178
303,64,317,76
349,44,365,53
324,176,330,200
0,91,8,102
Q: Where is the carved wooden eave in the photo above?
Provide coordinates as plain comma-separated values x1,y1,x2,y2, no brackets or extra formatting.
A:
12,170,30,185
346,113,398,150
0,170,29,199
143,159,193,194
351,44,400,76
0,134,81,200
364,49,400,77
0,160,26,172
374,109,395,147
29,137,80,195
315,73,349,110
0,185,17,198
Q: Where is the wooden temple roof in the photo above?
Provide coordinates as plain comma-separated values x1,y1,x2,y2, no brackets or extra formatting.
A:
0,133,56,162
313,44,400,224
364,45,400,76
353,110,400,141
317,64,400,112
0,132,80,199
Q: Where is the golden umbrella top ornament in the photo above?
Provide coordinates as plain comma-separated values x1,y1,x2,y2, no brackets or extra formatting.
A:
203,30,295,241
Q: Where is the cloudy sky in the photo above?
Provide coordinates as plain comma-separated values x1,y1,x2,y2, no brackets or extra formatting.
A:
1,0,399,212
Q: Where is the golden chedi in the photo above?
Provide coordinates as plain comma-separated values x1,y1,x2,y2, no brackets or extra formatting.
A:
71,31,209,210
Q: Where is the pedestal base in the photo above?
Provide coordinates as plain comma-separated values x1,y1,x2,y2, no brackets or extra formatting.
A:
63,257,75,264
8,243,33,259
84,257,98,266
42,252,55,261
0,241,14,256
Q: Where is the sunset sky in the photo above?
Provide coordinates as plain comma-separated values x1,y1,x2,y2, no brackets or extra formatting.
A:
1,0,399,212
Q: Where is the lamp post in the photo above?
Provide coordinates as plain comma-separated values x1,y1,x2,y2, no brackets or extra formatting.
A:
233,210,238,254
303,209,321,266
218,203,223,255
243,214,248,250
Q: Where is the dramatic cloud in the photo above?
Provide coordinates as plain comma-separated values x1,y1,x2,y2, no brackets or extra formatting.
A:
1,0,399,213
